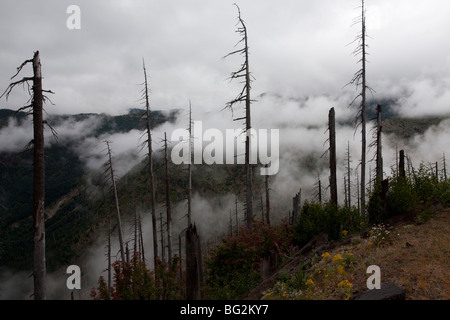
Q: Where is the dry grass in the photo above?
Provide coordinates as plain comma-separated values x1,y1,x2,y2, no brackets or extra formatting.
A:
265,208,450,300
333,208,450,300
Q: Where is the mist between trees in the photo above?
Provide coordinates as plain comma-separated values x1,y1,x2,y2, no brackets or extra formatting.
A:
1,1,449,300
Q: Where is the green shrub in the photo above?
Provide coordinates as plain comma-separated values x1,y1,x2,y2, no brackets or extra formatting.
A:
292,201,362,249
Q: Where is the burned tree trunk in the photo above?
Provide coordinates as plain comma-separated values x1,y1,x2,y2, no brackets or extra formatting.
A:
141,59,158,269
376,104,383,183
163,132,173,265
329,108,338,207
31,52,46,300
347,0,371,216
185,224,202,300
224,4,254,231
399,149,406,179
265,168,270,225
346,141,352,207
105,141,126,263
292,189,301,224
1,51,56,299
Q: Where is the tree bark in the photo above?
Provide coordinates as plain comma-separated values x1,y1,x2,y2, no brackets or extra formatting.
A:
105,141,126,263
32,51,46,300
142,59,158,269
329,108,338,207
164,132,173,265
376,104,383,183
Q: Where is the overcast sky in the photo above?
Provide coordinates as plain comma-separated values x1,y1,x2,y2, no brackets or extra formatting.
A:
1,0,450,119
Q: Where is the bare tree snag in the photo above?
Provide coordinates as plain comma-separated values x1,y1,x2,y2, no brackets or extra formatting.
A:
399,149,406,179
347,0,372,217
442,153,448,180
188,103,193,226
159,212,165,264
375,104,383,183
0,51,56,300
224,3,254,231
329,108,338,207
265,166,270,225
292,189,301,224
346,141,352,207
185,224,202,300
141,59,158,269
105,141,126,263
163,132,173,265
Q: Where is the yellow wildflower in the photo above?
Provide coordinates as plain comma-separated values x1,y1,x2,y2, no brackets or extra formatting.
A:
305,279,315,286
336,265,344,275
368,241,373,246
332,254,343,262
342,230,348,237
337,280,353,289
321,252,331,260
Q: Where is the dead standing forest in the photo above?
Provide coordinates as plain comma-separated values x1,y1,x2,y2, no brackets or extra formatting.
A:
0,1,449,300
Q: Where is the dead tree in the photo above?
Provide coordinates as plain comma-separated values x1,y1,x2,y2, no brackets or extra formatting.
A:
375,104,383,183
224,3,254,231
187,103,193,226
0,51,55,300
265,166,270,225
185,224,203,300
159,212,165,264
184,102,203,299
345,141,352,207
347,0,373,216
140,59,158,269
442,153,448,180
163,132,173,265
329,108,338,207
317,175,322,204
104,141,126,263
292,189,301,224
107,217,112,289
399,149,406,179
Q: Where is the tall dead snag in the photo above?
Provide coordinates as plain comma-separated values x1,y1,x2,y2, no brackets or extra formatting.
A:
187,103,193,226
375,104,383,183
224,3,254,231
292,189,301,224
399,150,406,179
329,108,338,207
141,59,158,269
345,141,352,207
0,51,55,300
442,153,448,180
163,132,173,265
265,166,270,225
185,224,203,300
348,0,372,216
104,141,126,263
185,102,203,299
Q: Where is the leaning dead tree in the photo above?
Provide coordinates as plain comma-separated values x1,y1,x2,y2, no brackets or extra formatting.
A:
0,51,54,300
224,3,254,231
140,59,158,269
104,141,126,263
347,0,373,216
